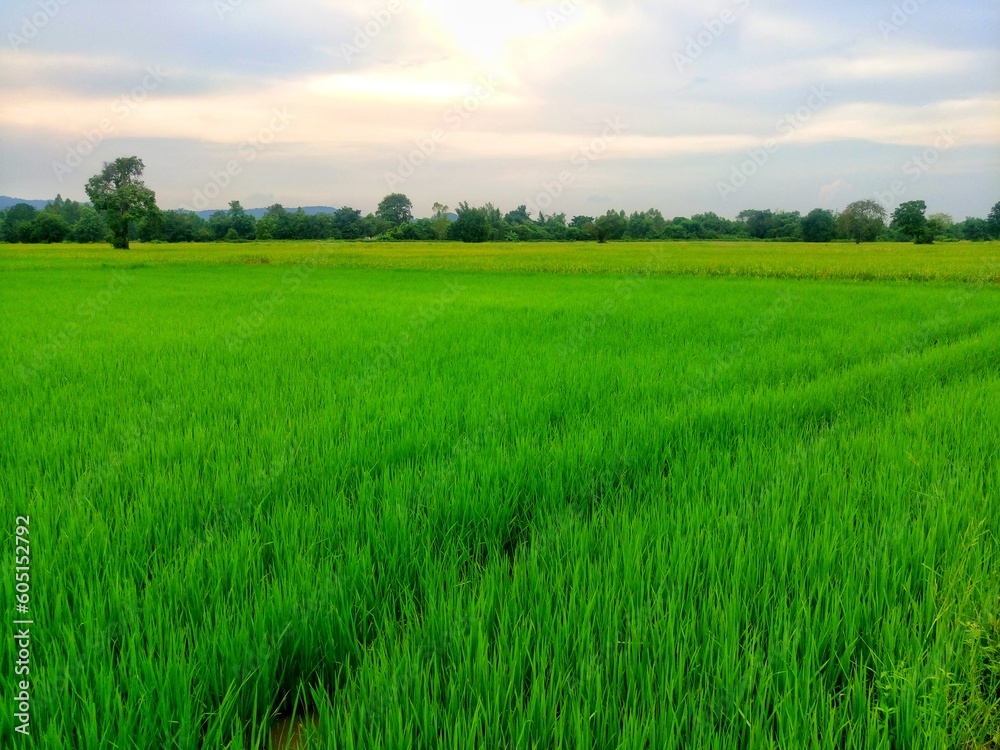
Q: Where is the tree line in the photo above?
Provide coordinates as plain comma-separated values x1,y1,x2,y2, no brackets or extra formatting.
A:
3,157,999,247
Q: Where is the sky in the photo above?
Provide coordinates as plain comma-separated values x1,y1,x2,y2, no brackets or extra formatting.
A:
1,0,998,220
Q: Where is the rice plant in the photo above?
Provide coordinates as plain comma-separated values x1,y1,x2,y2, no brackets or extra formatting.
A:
1,242,998,748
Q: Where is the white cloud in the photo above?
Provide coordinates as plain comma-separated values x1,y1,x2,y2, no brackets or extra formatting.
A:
1,0,998,216
740,12,846,50
819,179,851,205
799,97,1000,148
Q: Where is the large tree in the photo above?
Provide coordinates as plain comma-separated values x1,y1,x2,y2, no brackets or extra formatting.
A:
892,200,930,243
333,206,365,240
801,208,836,243
450,202,492,243
227,200,256,240
594,210,627,243
85,156,158,249
376,193,413,227
987,201,1000,239
960,217,990,242
837,200,886,244
736,209,775,239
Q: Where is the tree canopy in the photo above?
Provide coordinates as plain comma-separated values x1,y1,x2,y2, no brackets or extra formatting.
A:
3,176,998,246
85,156,158,249
987,201,1000,239
892,200,931,244
837,200,886,244
450,202,496,243
595,210,627,243
802,209,837,243
376,193,413,227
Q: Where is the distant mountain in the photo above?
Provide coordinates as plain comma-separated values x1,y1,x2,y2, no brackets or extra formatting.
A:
0,196,50,211
0,197,340,220
192,206,339,220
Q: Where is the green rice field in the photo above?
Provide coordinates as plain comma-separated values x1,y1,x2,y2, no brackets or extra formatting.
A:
2,240,1000,748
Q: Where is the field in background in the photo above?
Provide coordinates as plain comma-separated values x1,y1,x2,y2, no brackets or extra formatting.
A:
2,242,999,748
1,239,999,282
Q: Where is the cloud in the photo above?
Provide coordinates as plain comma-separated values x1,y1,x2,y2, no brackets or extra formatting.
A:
1,0,997,218
796,97,1000,148
819,179,851,205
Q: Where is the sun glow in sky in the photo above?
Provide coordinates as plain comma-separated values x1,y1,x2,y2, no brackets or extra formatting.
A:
416,0,549,66
0,0,997,218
